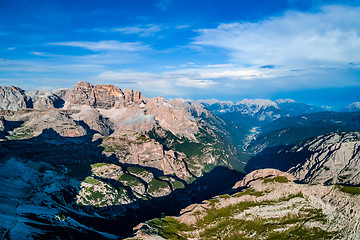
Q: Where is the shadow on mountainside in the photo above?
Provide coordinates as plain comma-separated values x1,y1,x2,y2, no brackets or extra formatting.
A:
0,119,24,139
244,144,314,173
0,127,245,239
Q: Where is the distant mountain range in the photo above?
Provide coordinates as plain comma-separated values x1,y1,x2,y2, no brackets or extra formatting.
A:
196,98,323,122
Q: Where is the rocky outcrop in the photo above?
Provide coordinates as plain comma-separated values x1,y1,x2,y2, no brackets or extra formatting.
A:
69,81,143,109
0,116,4,132
233,168,296,189
129,169,360,240
28,90,64,109
144,97,200,140
70,105,114,136
12,109,87,138
288,132,360,185
0,86,31,111
101,132,192,180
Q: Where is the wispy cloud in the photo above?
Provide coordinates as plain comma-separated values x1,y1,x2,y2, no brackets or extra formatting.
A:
111,24,162,37
194,5,360,66
176,24,191,29
175,77,218,88
155,0,171,10
93,61,360,99
48,40,149,52
30,51,56,56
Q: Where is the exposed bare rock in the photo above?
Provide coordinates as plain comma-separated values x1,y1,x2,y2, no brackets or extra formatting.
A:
69,81,143,109
144,97,200,140
52,88,71,102
91,163,124,180
102,132,192,180
28,90,65,109
287,132,360,185
70,105,114,136
14,110,87,138
76,177,126,206
0,86,31,111
130,170,360,240
0,116,4,132
233,168,296,189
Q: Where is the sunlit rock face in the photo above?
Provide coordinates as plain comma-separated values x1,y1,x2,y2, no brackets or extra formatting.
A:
0,86,31,111
129,169,360,240
68,81,143,109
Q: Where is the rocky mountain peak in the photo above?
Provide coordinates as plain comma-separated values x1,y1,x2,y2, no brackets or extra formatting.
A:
0,85,31,111
69,81,142,109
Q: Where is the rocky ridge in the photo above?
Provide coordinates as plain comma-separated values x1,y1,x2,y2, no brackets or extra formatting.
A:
288,131,360,185
246,131,360,186
129,169,360,240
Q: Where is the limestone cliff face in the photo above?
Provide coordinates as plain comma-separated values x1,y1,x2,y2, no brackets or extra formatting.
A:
0,86,31,111
129,169,360,240
69,81,143,109
288,132,360,185
23,110,88,137
101,132,192,180
27,90,65,109
144,97,200,140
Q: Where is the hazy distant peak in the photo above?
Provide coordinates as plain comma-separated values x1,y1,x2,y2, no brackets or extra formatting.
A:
345,102,360,112
196,99,234,106
276,99,295,104
236,99,279,109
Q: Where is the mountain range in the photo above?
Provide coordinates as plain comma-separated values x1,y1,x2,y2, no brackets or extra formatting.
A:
1,82,360,239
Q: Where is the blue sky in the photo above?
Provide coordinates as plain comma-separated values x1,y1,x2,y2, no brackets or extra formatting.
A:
1,0,360,108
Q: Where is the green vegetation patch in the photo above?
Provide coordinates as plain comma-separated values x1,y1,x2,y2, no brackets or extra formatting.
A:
336,185,360,195
6,128,34,140
171,180,185,190
147,216,194,240
118,173,142,186
127,166,152,175
148,178,169,194
144,191,334,239
159,176,186,190
219,194,230,199
263,176,290,184
232,188,264,198
102,144,126,153
90,163,110,168
197,193,331,239
84,176,101,185
84,187,105,202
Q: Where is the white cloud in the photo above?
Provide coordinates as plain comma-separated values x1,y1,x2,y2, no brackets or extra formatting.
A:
7,47,15,50
194,5,360,66
112,24,162,37
48,40,149,52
